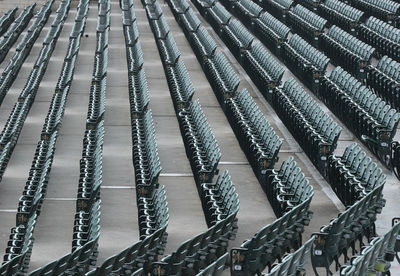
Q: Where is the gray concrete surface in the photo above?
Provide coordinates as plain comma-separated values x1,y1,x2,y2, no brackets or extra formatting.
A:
0,0,398,274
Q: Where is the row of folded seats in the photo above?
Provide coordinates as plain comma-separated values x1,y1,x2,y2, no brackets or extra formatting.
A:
311,185,387,275
358,16,400,61
0,0,81,275
230,197,313,275
339,220,400,276
145,1,241,275
282,34,329,94
319,0,363,35
72,0,109,274
287,4,327,47
0,4,35,63
147,0,222,188
273,78,342,176
0,0,69,183
0,7,18,36
348,0,400,28
320,25,374,80
367,56,400,112
320,66,400,168
84,1,170,275
153,0,240,232
327,143,386,206
0,1,53,106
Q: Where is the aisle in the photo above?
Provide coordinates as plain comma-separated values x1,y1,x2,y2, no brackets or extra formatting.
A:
95,0,141,263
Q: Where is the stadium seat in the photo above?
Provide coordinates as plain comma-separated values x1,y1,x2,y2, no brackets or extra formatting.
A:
196,252,228,275
203,52,240,108
178,99,221,184
264,156,314,217
199,170,239,227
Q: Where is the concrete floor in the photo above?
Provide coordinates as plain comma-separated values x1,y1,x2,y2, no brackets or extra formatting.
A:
0,0,398,274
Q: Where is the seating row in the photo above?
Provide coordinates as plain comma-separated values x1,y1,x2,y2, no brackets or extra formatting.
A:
178,100,221,185
146,1,222,187
359,17,400,61
0,0,78,274
0,7,17,36
287,4,327,47
131,110,162,203
339,219,400,276
74,6,109,273
86,225,168,275
230,0,263,27
321,25,375,80
259,0,293,23
318,0,363,35
253,10,290,57
152,211,238,275
263,236,314,276
264,156,314,217
349,0,400,28
311,185,386,275
0,0,70,182
230,197,313,275
367,55,400,111
320,66,400,169
273,78,342,176
0,4,36,63
327,142,386,206
282,34,330,94
0,0,54,106
225,89,282,181
198,170,239,228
